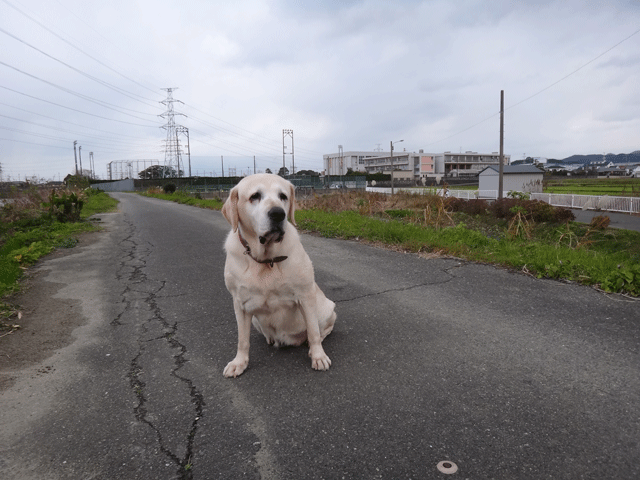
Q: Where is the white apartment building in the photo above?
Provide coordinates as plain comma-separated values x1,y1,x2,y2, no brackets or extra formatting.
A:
363,150,511,180
323,151,388,176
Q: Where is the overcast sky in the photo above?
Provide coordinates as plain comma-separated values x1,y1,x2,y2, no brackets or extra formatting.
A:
1,0,639,181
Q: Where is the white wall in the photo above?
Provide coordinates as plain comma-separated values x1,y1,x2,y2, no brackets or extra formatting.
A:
479,172,543,193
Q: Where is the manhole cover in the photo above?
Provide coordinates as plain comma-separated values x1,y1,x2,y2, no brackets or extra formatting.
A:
437,460,458,474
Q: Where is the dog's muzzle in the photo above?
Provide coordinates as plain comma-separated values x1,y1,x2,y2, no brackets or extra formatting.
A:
259,207,286,245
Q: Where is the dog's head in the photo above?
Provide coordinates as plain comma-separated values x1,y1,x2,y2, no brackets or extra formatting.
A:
222,174,296,245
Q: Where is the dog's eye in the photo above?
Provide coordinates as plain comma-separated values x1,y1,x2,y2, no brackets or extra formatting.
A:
279,193,288,201
250,192,261,202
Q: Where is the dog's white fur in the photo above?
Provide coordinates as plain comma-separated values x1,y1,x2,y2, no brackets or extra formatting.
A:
221,174,336,377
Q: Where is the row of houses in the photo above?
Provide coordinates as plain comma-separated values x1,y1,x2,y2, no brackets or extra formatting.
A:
324,149,640,182
323,150,511,182
514,158,640,177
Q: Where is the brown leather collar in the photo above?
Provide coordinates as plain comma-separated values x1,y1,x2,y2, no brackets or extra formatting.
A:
238,232,288,268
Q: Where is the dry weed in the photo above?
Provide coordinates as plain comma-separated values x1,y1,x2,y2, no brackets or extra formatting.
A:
299,191,458,229
507,209,533,239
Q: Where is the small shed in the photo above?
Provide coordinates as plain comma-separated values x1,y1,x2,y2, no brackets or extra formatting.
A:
479,165,544,194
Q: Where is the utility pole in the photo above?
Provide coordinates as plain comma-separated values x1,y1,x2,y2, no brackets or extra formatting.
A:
499,90,504,199
283,129,293,176
390,139,403,195
338,145,344,175
253,156,256,175
73,141,78,175
78,146,83,177
390,141,394,195
221,156,224,178
176,126,191,177
89,152,94,179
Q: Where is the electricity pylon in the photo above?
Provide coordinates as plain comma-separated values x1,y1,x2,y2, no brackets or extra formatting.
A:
160,88,186,178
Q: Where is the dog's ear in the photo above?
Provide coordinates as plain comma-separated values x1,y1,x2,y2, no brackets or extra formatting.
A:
288,182,296,226
222,186,239,232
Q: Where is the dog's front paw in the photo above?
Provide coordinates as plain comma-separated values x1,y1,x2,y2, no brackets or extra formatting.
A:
223,356,248,378
309,347,331,371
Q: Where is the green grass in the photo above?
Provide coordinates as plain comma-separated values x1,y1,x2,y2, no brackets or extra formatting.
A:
544,178,640,196
0,222,99,296
140,191,223,210
1,191,118,299
296,209,640,296
82,189,119,218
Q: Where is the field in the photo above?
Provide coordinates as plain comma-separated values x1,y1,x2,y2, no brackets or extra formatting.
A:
543,177,640,196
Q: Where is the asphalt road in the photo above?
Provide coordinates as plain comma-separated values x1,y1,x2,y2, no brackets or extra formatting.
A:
570,208,640,232
1,192,639,480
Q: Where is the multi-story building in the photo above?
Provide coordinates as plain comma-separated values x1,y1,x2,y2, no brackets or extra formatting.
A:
323,151,388,176
362,150,510,181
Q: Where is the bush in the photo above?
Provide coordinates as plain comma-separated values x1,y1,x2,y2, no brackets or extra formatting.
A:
462,199,489,216
490,198,574,223
526,200,556,222
490,198,520,219
554,207,576,223
163,183,176,194
49,190,84,223
442,197,466,212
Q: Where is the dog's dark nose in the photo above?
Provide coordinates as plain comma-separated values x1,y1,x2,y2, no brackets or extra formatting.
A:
268,207,286,223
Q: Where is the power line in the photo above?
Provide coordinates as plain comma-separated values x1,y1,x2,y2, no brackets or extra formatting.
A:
0,101,156,140
0,26,160,107
0,136,69,149
423,26,640,148
507,26,640,112
0,84,158,127
183,102,324,156
0,125,154,153
51,0,162,92
0,61,158,121
0,109,157,146
1,0,160,96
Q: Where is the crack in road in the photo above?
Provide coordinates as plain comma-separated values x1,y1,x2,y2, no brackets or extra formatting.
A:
116,217,205,480
335,261,465,303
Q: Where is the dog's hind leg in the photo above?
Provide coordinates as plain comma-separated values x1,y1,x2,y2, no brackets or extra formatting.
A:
252,316,277,344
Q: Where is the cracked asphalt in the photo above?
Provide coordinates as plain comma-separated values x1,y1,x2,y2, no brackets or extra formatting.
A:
1,192,640,479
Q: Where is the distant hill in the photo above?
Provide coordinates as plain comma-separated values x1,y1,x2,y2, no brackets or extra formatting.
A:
560,151,640,164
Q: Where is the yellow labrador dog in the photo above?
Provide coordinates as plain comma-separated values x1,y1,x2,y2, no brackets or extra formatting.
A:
221,174,336,377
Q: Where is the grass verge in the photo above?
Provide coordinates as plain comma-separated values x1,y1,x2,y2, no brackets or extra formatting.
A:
81,189,119,218
140,190,223,210
296,192,640,297
1,189,118,335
